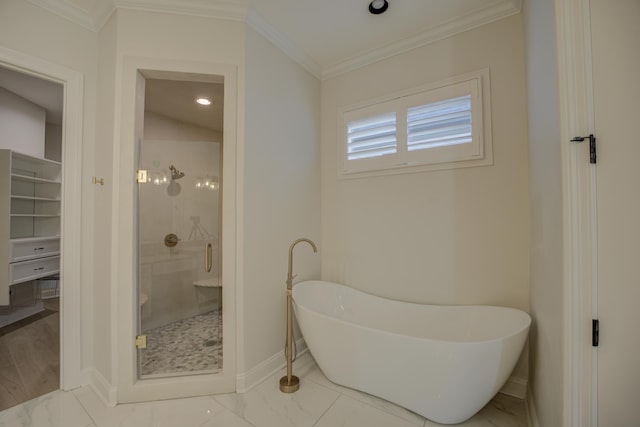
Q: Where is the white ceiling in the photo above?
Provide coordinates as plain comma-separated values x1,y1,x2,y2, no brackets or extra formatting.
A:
5,0,521,130
27,0,522,78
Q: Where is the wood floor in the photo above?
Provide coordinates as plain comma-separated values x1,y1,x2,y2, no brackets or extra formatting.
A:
0,306,59,411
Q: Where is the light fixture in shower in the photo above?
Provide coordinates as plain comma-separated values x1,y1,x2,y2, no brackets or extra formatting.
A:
195,175,219,190
195,97,212,106
151,170,169,186
369,0,388,14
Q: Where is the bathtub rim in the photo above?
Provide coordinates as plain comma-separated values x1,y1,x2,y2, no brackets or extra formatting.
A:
292,279,531,345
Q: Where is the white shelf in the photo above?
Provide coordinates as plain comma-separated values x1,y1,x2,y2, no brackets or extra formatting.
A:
1,149,62,305
11,214,60,218
11,195,60,202
10,173,60,185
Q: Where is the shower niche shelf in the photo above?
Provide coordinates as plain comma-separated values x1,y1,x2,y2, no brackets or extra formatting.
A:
0,149,61,306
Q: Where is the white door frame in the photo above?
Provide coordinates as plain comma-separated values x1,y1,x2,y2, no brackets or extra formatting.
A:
555,0,598,425
0,47,86,390
114,56,238,403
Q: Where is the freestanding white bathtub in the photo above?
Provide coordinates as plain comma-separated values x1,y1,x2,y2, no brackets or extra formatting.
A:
292,280,531,425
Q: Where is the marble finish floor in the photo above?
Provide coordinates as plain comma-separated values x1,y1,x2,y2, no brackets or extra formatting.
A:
140,310,222,376
0,354,528,426
0,309,59,412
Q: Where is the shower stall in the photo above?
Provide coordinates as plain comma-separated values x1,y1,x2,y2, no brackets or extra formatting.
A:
136,77,224,378
137,139,222,377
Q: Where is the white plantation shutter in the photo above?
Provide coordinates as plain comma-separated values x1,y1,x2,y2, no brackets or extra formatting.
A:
347,112,397,160
340,70,489,175
407,95,472,151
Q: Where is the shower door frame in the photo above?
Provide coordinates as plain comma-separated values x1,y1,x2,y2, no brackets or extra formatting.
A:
115,56,237,403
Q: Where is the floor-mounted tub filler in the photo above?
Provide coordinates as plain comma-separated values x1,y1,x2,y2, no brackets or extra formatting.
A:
292,280,531,425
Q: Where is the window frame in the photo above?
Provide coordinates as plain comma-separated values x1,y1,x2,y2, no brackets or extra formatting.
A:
338,69,492,177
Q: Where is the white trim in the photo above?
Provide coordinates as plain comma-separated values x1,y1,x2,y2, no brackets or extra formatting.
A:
27,0,98,31
555,0,597,425
338,69,492,178
236,338,308,393
322,0,521,80
0,46,86,392
87,367,118,407
526,386,540,427
499,376,528,400
28,0,247,32
114,57,238,403
113,0,247,23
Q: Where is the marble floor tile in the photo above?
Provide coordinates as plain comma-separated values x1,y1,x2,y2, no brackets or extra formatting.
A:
74,387,252,427
423,393,527,426
215,372,339,427
0,357,527,427
301,362,426,426
21,389,95,427
315,394,420,427
0,400,31,426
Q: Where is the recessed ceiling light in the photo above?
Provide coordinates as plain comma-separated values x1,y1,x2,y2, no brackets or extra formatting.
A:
369,0,388,14
196,97,212,106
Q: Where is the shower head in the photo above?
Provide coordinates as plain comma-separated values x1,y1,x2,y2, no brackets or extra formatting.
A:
169,165,185,180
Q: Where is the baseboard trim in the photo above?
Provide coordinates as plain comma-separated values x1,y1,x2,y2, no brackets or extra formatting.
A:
236,338,308,393
499,376,528,399
87,367,117,407
525,386,540,427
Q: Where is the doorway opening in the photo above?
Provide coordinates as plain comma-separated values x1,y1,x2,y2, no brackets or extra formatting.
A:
116,59,237,403
0,64,63,410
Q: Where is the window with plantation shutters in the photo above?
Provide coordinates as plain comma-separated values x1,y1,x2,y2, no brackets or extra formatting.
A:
340,70,491,176
347,112,397,160
406,95,472,152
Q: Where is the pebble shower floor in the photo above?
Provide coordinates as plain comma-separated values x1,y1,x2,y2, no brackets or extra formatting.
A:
140,309,222,376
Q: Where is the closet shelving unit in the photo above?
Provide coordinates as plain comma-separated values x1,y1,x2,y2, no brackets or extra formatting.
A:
0,149,61,306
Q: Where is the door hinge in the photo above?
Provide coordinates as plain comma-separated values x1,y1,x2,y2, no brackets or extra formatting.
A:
592,319,599,347
135,334,147,349
571,134,597,164
136,169,148,183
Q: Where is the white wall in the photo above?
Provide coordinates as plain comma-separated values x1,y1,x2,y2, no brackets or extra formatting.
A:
523,0,564,424
322,16,529,307
108,9,245,397
321,15,530,382
0,87,45,158
243,28,321,372
0,0,99,384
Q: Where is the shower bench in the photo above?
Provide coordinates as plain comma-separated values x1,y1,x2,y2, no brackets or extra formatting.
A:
193,278,222,309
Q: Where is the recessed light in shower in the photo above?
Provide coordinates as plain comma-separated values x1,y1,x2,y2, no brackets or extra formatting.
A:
196,97,212,106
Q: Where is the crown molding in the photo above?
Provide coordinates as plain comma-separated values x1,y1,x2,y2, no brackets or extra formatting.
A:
28,0,247,32
246,9,322,80
321,0,522,80
113,0,247,23
27,0,99,31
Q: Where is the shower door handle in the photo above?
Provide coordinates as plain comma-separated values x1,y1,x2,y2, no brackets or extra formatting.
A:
205,243,212,272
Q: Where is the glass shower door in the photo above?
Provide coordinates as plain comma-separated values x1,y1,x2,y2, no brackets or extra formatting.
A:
137,137,222,378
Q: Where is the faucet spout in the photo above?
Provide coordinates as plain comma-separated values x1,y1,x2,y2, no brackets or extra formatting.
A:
287,238,317,288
